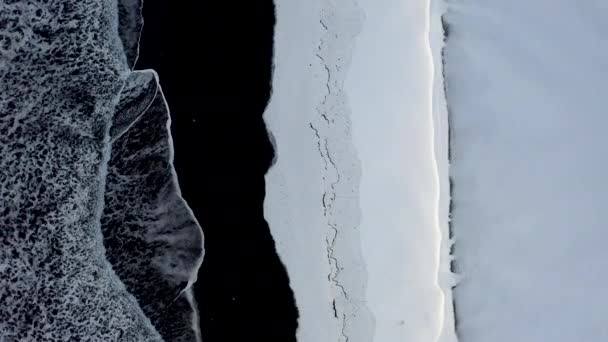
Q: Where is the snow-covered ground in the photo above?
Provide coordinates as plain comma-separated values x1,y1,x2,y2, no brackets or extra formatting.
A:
347,0,455,341
264,1,373,341
444,1,608,341
266,0,456,341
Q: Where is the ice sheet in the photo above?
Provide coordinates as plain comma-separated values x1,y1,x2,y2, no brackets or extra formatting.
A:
444,1,608,341
265,1,374,341
266,0,457,341
347,0,453,341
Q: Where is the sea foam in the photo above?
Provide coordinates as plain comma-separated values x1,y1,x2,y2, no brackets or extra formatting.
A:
0,0,204,340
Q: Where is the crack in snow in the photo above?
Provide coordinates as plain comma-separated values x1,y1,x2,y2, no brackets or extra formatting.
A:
309,123,348,303
310,3,370,341
341,313,350,342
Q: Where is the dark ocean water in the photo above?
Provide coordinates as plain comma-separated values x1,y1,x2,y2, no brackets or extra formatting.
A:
135,1,299,342
0,0,203,340
0,0,294,340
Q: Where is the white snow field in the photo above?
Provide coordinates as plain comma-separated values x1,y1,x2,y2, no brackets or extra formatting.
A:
265,0,456,341
347,0,457,341
444,1,608,341
264,1,374,341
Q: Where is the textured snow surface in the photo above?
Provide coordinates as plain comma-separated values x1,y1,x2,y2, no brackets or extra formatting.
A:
445,1,608,341
0,1,203,341
266,0,456,341
265,1,374,341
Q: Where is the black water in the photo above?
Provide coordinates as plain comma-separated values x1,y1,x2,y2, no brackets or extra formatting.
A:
135,1,299,341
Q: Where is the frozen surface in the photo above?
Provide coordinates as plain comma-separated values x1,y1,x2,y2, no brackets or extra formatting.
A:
444,1,608,341
265,0,373,341
267,0,456,341
0,1,203,340
347,0,455,341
